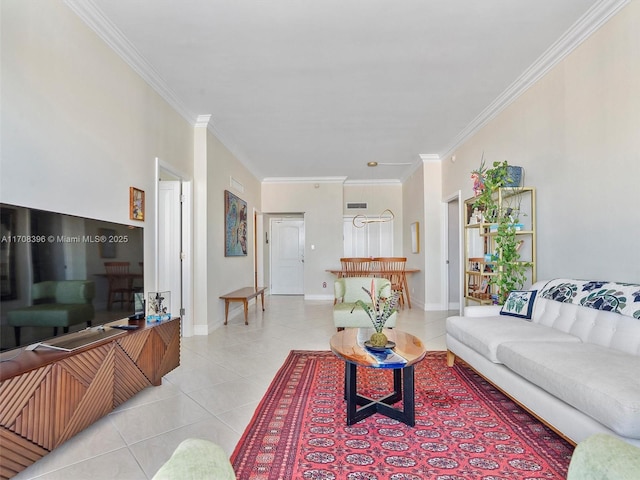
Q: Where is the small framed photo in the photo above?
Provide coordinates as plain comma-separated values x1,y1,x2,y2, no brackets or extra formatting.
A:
410,222,420,254
130,187,145,221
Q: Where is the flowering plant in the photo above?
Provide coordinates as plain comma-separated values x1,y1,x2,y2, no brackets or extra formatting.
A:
354,279,400,334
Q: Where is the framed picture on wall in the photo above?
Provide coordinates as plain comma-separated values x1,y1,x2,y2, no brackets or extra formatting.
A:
130,187,145,221
224,190,248,256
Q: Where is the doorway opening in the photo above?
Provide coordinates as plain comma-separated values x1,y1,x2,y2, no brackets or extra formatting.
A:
444,191,463,314
156,159,192,337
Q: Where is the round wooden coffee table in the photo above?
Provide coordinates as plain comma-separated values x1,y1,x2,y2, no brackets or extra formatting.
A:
330,328,426,426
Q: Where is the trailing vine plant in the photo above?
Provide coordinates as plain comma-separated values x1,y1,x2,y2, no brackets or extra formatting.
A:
471,157,531,303
493,212,531,304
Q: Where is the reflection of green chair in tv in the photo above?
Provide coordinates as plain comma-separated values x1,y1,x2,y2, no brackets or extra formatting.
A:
7,280,95,346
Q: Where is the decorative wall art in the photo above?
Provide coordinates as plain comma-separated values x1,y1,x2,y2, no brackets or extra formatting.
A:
224,190,248,256
411,222,420,254
129,187,145,221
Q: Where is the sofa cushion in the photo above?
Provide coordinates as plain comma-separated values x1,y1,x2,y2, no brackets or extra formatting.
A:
446,315,580,363
533,297,640,356
497,341,640,438
500,290,537,319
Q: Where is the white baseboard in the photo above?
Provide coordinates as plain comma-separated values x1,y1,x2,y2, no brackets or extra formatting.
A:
424,302,448,311
192,324,210,336
304,294,334,301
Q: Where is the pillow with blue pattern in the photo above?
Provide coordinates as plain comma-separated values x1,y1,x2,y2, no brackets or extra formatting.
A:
500,290,537,320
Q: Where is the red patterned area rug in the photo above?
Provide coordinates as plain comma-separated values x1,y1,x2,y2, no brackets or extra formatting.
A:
231,351,574,479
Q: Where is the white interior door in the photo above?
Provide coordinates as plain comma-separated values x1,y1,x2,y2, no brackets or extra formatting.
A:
158,180,181,317
270,218,304,295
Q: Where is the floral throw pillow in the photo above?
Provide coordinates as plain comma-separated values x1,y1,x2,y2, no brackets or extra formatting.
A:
500,290,537,320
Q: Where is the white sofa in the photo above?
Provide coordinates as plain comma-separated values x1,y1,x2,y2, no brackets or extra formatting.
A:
446,278,640,447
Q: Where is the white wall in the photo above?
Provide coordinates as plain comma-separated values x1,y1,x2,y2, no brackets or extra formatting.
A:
343,182,403,256
1,0,194,297
442,1,640,284
262,180,344,299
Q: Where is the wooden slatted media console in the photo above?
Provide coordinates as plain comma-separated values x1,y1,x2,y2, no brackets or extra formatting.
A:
0,318,180,479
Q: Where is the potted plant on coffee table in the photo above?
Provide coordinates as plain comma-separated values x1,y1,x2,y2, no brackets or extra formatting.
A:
355,279,400,347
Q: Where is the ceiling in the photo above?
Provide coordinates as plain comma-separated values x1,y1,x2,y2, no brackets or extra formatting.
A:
69,0,609,182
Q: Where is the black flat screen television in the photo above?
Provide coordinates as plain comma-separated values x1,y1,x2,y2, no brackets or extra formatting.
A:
0,203,144,351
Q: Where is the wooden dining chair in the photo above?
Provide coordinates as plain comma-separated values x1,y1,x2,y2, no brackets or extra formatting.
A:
373,257,407,308
104,261,132,310
339,258,372,278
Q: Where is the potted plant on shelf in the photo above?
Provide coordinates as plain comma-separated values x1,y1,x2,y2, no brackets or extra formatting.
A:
471,158,530,304
471,159,511,222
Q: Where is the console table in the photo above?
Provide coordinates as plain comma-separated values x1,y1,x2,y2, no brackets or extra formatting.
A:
0,317,180,479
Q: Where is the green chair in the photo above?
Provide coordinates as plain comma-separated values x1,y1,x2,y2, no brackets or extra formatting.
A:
567,434,640,480
152,438,236,480
333,277,397,330
7,280,95,346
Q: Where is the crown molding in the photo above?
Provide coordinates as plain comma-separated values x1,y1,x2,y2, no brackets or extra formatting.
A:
397,154,439,182
419,154,440,163
262,177,348,184
65,0,267,181
64,0,196,125
344,179,402,186
440,0,630,160
195,114,212,128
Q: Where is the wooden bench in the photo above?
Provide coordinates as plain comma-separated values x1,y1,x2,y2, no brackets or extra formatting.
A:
219,287,266,325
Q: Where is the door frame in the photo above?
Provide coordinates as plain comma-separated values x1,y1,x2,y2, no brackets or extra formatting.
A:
269,215,305,295
155,158,193,337
443,190,463,314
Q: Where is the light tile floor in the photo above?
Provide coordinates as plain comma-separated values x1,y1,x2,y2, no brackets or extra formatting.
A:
13,296,454,480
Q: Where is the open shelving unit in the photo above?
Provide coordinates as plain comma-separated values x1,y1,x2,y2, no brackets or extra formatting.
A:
464,187,536,305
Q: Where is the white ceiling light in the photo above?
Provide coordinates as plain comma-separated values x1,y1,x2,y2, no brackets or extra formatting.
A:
366,161,413,167
352,163,396,228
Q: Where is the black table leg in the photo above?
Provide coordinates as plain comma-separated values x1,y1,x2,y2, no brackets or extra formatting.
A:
343,362,415,426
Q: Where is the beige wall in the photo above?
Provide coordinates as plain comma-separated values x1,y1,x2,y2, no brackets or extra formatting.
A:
204,129,261,331
262,181,344,298
1,0,194,297
402,164,426,309
423,160,444,308
442,1,640,283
